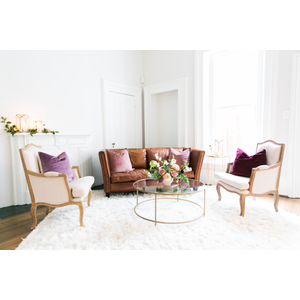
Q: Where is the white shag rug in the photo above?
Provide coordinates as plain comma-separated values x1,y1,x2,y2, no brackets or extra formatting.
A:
16,189,300,250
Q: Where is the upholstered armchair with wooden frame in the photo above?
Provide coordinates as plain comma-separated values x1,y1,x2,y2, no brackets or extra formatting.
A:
19,144,94,229
215,140,285,217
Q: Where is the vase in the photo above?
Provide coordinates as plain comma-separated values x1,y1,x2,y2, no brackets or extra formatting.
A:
163,176,173,186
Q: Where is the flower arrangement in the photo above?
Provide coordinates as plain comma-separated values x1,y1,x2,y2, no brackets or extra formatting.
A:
1,116,59,137
146,153,192,185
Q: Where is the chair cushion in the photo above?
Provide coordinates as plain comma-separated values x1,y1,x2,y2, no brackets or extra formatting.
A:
230,148,266,177
215,172,250,190
38,151,75,182
106,149,133,173
128,149,147,169
111,169,149,184
69,176,94,198
169,147,191,167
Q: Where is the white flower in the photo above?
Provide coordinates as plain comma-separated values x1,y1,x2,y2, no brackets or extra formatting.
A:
170,158,176,165
164,160,169,165
154,153,159,159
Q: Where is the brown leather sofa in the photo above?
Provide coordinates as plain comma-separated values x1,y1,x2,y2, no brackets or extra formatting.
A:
99,147,205,197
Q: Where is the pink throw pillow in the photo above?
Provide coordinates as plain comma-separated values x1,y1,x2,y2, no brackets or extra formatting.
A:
169,147,191,167
106,149,133,173
38,151,75,182
231,148,266,177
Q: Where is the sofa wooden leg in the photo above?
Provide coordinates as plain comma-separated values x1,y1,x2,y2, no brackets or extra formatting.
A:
106,193,110,198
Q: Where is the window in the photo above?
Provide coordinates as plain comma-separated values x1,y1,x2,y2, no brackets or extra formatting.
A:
203,50,265,159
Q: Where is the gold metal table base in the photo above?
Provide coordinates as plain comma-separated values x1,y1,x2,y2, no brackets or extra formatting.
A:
134,193,205,226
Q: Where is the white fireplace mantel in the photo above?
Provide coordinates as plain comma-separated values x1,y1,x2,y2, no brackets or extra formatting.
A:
10,133,93,206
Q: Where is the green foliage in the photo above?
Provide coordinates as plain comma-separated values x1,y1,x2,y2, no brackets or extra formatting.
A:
1,116,19,136
1,116,59,137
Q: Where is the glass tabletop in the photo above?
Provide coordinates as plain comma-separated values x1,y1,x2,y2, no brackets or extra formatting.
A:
133,178,205,195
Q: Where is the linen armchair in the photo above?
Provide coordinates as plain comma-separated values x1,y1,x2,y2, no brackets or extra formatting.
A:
19,143,94,229
214,140,285,216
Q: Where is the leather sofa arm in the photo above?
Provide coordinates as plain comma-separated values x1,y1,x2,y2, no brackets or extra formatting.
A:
190,149,205,181
99,150,111,193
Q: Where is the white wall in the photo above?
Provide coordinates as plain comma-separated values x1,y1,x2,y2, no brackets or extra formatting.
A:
0,50,142,208
142,50,195,146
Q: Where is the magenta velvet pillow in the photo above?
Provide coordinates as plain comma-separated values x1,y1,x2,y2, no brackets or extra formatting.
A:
169,147,191,167
38,151,75,182
106,149,133,173
231,148,266,177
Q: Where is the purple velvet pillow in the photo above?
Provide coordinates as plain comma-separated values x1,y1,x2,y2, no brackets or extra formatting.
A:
38,151,75,182
231,148,266,177
106,149,133,173
169,147,191,167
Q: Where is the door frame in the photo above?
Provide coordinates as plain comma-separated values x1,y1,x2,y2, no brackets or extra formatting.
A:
144,78,188,148
102,80,142,149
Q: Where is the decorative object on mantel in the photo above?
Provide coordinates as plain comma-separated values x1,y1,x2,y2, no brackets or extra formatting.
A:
33,120,43,132
1,116,59,137
16,114,29,132
208,144,213,155
146,152,191,186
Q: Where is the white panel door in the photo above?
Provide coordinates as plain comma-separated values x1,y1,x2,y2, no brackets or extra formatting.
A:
102,80,142,149
110,92,136,148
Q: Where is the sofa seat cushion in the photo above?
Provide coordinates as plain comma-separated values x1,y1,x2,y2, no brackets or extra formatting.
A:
69,176,94,198
214,172,250,190
184,170,195,178
110,169,148,184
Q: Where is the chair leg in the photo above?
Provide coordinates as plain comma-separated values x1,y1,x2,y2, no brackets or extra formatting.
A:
216,183,222,201
239,195,246,217
77,202,85,227
87,189,92,206
30,204,37,230
274,191,279,212
46,206,50,215
106,193,110,198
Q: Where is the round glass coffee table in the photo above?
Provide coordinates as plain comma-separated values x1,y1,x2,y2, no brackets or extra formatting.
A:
133,178,206,225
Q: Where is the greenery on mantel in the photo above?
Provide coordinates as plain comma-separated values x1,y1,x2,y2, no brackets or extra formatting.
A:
1,116,59,137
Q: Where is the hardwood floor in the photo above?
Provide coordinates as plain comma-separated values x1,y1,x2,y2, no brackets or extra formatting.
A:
1,195,300,250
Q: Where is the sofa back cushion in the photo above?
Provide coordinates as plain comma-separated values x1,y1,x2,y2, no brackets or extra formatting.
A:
169,147,191,167
128,149,147,169
106,149,133,173
146,148,170,168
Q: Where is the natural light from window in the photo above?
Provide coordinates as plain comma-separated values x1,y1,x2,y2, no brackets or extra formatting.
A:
203,50,264,159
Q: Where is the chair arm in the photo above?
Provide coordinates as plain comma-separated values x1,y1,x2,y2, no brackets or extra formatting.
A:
226,162,234,173
27,170,73,204
190,149,205,181
99,150,111,193
249,163,281,194
71,166,81,179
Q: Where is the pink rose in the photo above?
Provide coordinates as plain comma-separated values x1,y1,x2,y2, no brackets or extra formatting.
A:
159,178,164,183
171,171,178,177
173,164,180,171
159,168,166,175
163,173,171,180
